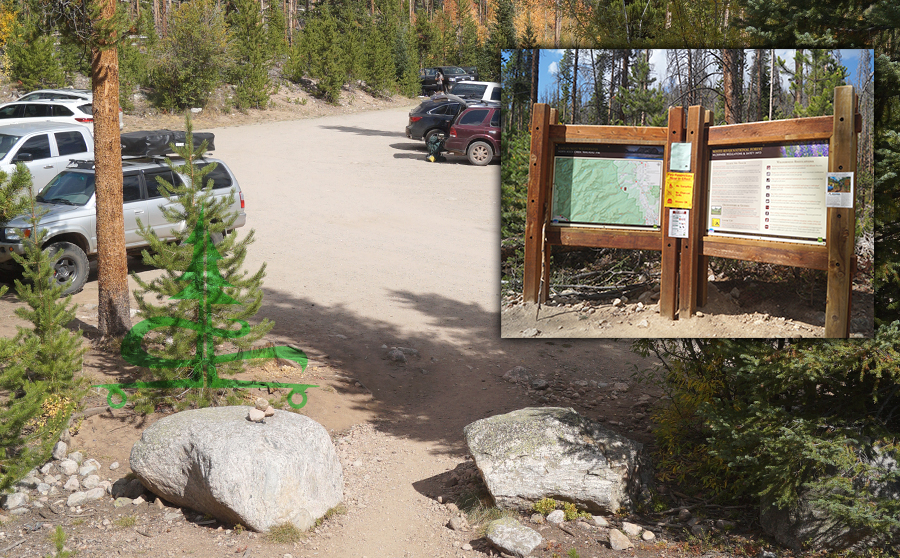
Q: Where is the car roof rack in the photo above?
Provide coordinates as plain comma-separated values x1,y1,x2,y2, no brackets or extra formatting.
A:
120,130,215,158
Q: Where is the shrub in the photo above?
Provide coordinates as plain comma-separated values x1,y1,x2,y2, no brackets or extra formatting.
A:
634,332,900,542
149,0,229,110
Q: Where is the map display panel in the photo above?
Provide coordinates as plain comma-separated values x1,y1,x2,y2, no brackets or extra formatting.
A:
707,142,828,243
551,144,664,228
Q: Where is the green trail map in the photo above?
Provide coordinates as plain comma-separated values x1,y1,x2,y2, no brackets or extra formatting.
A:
551,157,663,227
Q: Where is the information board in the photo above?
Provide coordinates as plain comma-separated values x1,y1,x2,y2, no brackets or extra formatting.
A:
551,144,664,228
707,142,829,243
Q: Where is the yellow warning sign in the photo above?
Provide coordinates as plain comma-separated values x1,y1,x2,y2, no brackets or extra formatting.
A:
664,172,694,209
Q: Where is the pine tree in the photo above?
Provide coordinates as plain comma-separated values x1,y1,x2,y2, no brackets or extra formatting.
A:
0,181,86,491
228,0,275,110
792,50,847,118
617,53,667,126
874,50,900,327
130,117,272,408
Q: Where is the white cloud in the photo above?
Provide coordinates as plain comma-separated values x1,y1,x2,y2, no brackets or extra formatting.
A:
548,61,559,76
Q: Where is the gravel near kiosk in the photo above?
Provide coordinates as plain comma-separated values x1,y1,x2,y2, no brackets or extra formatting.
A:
0,100,844,557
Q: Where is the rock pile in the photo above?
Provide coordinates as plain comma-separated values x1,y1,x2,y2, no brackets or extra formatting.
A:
0,440,141,515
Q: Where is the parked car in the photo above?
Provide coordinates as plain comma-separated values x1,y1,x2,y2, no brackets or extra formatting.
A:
461,66,479,81
17,88,93,102
0,139,246,295
0,121,94,194
432,66,475,89
449,81,501,103
444,104,501,166
0,98,123,130
405,94,467,142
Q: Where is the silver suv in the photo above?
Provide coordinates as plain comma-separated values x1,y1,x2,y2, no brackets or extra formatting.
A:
0,157,247,295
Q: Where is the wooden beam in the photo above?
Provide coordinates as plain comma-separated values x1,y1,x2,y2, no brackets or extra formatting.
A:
707,113,862,146
523,104,552,304
702,236,829,270
547,227,661,250
549,124,668,145
660,106,685,320
824,85,857,338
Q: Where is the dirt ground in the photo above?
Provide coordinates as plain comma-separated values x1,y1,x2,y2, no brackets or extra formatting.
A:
501,272,875,338
0,85,823,558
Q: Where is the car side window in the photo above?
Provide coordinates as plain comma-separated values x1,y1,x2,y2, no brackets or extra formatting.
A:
122,173,142,203
428,105,448,115
458,109,489,126
55,131,88,156
490,110,500,128
194,164,232,190
449,103,463,116
52,105,74,117
0,105,22,118
23,104,53,118
78,104,93,115
144,170,182,199
491,88,502,101
16,134,52,160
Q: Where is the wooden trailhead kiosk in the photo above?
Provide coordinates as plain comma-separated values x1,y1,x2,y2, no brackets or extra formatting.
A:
523,85,861,338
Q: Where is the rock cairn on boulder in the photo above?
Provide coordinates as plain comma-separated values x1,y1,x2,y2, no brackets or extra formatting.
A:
130,406,343,532
464,407,650,514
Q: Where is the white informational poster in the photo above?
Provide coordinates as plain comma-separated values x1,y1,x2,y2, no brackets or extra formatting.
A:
668,209,689,238
707,143,829,243
826,172,854,208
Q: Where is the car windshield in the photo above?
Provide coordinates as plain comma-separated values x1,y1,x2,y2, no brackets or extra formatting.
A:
0,134,22,159
36,171,95,206
442,67,466,76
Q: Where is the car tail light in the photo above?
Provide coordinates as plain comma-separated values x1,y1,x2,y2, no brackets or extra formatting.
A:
409,116,422,123
239,191,245,209
75,117,93,123
449,128,457,138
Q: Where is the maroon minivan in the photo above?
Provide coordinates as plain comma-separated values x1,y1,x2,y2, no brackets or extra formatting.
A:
443,105,500,166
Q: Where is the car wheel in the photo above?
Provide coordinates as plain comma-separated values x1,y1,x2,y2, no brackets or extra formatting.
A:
424,129,446,144
46,242,89,296
467,141,493,166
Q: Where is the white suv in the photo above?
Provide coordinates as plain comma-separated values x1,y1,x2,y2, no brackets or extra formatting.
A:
0,98,124,130
0,156,247,295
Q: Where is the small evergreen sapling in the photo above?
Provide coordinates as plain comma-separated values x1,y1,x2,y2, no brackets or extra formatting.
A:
130,116,272,409
0,180,86,491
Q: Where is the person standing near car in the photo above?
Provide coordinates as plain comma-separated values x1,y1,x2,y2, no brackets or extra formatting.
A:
436,71,445,94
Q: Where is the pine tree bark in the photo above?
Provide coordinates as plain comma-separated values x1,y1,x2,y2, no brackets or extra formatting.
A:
92,0,131,338
722,48,740,124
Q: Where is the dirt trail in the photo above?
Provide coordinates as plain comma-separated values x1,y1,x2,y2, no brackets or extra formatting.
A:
0,101,713,557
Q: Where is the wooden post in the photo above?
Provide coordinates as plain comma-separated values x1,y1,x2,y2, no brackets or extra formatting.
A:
697,108,714,308
660,106,685,320
678,105,710,317
523,104,552,304
825,86,857,338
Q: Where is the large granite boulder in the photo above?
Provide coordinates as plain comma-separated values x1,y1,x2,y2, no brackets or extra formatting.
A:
131,406,343,532
464,407,650,514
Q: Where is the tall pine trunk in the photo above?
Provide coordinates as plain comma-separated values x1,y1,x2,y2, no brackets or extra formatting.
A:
92,0,131,338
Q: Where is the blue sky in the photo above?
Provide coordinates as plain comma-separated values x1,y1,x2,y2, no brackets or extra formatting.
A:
523,49,873,103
